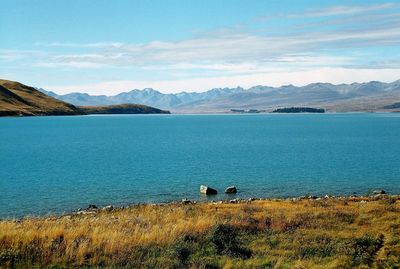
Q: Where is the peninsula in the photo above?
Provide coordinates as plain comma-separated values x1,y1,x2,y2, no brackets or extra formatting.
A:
79,104,170,114
272,107,325,113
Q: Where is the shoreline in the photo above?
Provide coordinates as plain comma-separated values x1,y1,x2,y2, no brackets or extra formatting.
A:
3,192,398,221
1,110,400,117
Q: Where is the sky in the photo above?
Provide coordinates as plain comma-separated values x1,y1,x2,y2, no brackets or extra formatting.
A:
1,0,400,95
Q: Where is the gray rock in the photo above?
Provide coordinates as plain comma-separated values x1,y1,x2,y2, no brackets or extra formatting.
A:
76,210,96,215
225,186,237,194
181,198,192,204
373,190,386,195
102,205,114,212
373,194,388,199
87,204,98,210
200,185,218,195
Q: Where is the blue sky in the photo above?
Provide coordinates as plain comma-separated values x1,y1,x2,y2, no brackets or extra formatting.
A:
1,0,400,94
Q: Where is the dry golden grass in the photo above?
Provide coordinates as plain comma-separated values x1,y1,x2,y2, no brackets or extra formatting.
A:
1,197,399,268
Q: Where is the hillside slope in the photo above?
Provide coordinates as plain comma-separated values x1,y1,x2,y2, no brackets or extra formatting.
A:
0,79,82,116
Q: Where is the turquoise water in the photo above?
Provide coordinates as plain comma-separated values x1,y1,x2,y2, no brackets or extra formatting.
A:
0,113,399,218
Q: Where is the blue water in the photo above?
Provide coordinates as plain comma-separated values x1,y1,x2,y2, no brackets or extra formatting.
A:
1,113,399,218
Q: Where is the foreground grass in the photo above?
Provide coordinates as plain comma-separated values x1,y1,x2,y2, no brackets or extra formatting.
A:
1,197,399,268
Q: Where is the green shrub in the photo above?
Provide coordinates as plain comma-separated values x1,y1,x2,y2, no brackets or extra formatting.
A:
350,234,384,266
296,235,338,258
171,235,198,266
209,224,251,259
282,213,312,232
0,249,21,267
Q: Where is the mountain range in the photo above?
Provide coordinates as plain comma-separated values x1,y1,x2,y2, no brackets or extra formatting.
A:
40,80,400,113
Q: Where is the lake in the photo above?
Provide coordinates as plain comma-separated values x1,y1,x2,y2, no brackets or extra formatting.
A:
0,113,399,218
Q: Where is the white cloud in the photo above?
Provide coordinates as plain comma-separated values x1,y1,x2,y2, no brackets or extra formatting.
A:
45,67,400,95
34,42,124,48
141,55,353,74
34,61,105,68
0,49,43,61
31,24,400,70
299,3,397,17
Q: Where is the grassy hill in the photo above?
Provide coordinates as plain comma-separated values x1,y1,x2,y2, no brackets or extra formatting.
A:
79,104,170,114
0,79,81,116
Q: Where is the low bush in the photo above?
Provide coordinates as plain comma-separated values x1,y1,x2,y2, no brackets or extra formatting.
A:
209,224,251,259
350,234,384,266
296,235,340,258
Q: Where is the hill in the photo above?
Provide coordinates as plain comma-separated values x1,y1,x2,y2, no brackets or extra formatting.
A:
79,104,170,114
0,79,81,116
40,80,400,113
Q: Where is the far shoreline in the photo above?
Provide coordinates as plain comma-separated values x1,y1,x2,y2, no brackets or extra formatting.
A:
1,110,399,118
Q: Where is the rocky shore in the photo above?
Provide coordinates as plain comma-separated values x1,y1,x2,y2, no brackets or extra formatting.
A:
67,189,396,218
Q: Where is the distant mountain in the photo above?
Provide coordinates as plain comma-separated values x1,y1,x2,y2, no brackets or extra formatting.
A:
39,86,247,109
383,102,400,109
40,80,400,112
79,104,170,114
0,79,81,116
